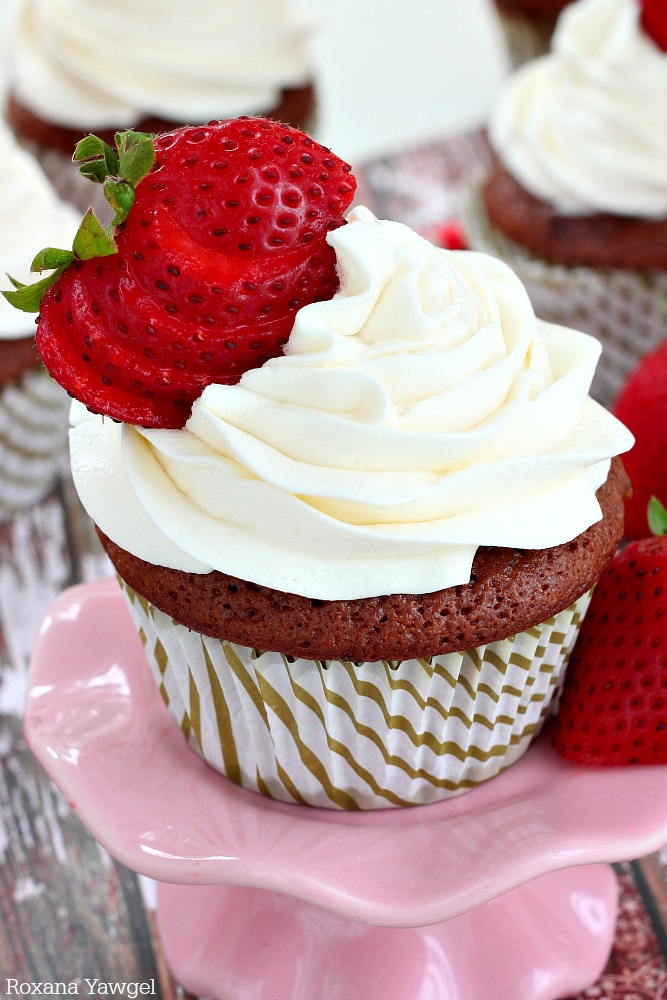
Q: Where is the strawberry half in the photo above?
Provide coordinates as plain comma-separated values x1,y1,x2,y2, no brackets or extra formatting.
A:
552,499,667,766
33,118,356,428
639,0,667,51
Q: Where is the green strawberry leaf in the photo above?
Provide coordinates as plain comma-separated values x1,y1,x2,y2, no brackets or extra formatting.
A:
78,159,112,184
3,207,118,312
3,129,156,312
31,247,75,272
74,129,155,224
2,268,68,312
72,209,117,259
116,130,156,187
5,275,27,290
648,496,667,536
73,134,120,180
103,178,136,227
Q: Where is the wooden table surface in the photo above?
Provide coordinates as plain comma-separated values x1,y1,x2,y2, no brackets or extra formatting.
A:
1,131,667,1000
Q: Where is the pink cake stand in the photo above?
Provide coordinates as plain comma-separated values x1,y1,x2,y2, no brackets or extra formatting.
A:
24,579,667,1000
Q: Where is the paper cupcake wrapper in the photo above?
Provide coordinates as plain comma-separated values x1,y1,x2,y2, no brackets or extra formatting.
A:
0,367,70,520
463,186,667,408
119,578,591,810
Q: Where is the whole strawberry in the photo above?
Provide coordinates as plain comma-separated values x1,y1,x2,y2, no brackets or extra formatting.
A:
639,0,667,51
614,340,667,539
5,119,356,428
552,498,667,766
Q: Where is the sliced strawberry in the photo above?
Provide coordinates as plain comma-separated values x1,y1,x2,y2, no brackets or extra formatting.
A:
144,118,355,258
118,206,338,334
38,263,201,425
639,0,667,51
38,252,312,426
34,118,356,427
552,510,667,766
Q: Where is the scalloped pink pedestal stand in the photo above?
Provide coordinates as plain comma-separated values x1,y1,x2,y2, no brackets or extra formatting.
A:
25,581,667,1000
155,869,617,1000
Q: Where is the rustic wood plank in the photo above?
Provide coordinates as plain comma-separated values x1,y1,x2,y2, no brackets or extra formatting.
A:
0,472,191,993
0,487,76,717
630,856,667,961
0,714,167,985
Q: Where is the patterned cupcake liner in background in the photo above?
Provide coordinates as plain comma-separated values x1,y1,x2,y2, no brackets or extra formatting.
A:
119,578,591,810
463,187,667,408
0,367,70,521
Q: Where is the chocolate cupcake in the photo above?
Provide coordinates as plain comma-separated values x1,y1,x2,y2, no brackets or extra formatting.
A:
466,0,667,407
15,119,633,808
5,0,317,216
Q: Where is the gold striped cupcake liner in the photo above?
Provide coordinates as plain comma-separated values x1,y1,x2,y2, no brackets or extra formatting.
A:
119,579,591,810
0,366,70,520
462,186,667,409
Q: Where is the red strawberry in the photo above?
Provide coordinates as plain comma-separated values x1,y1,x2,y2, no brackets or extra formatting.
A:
552,499,667,766
639,0,667,51
435,221,468,251
613,340,667,540
35,118,356,428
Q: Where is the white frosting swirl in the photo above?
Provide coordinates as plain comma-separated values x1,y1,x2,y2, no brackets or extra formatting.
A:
70,207,633,599
489,0,667,216
9,0,312,127
0,122,80,339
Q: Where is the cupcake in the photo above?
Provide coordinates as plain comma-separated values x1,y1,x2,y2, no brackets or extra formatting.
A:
466,0,667,408
0,122,80,520
14,118,633,809
494,0,574,66
4,0,316,217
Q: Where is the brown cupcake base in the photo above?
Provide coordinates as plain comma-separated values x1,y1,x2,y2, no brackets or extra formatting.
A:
5,83,317,157
482,160,667,270
98,458,628,662
0,337,40,388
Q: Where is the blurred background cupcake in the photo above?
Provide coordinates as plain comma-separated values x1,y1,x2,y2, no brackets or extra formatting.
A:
466,0,667,407
4,0,316,216
0,121,79,521
494,0,573,65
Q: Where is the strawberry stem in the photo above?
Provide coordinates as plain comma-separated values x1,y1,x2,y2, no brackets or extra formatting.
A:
2,130,156,312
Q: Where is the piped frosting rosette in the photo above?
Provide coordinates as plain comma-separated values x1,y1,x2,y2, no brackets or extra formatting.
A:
10,0,312,128
72,207,633,807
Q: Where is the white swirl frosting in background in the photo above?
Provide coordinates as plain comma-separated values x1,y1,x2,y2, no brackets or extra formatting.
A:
8,0,312,127
488,0,667,216
70,207,633,599
0,122,80,338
